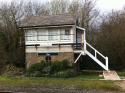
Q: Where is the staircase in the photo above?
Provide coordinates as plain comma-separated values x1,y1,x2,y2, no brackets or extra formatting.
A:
85,41,109,71
74,26,109,71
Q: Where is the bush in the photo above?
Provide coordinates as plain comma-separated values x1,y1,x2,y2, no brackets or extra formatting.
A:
52,69,76,78
27,71,42,77
51,60,70,73
26,61,47,76
2,65,24,76
26,60,74,77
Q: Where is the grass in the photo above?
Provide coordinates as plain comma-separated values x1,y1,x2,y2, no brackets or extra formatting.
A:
118,71,125,77
0,76,121,91
117,71,125,79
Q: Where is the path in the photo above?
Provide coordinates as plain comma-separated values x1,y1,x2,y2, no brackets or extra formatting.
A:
116,80,125,90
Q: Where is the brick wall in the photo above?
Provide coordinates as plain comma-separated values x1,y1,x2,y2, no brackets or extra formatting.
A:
26,52,74,68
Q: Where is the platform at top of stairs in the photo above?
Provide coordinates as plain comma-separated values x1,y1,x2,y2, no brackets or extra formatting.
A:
103,71,121,80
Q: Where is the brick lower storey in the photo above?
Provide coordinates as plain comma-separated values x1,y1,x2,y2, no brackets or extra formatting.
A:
26,52,74,68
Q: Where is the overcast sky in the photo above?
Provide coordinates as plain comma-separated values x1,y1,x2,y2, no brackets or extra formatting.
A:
0,0,125,13
96,0,125,13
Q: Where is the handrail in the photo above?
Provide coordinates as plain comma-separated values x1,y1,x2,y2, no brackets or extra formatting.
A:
85,41,109,70
85,41,106,59
76,26,85,31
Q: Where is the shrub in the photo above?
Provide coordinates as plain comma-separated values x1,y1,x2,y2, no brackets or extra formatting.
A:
2,65,24,76
26,61,46,75
51,60,70,73
26,60,74,77
42,66,52,75
27,71,42,77
52,69,76,78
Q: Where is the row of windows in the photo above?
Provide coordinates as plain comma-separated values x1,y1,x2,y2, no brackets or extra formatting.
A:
25,29,71,41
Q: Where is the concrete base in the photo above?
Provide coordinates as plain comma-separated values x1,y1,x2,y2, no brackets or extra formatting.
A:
103,70,121,80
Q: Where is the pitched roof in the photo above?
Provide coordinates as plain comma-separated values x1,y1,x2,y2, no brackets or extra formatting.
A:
19,14,76,28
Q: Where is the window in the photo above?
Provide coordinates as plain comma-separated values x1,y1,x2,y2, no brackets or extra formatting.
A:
60,29,70,40
37,30,48,41
25,30,37,41
48,29,59,41
65,29,70,35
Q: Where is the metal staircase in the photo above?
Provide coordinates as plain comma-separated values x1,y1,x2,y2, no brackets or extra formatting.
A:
74,26,109,71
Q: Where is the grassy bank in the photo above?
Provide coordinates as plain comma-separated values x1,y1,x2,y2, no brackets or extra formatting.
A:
0,76,121,91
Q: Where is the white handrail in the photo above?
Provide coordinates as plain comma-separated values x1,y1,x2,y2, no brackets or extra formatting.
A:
76,26,85,31
86,41,106,59
85,41,109,70
106,57,109,70
74,52,82,63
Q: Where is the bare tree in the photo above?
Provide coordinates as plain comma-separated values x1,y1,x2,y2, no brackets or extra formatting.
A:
96,10,125,70
49,0,69,15
68,0,80,14
0,0,25,67
68,0,99,42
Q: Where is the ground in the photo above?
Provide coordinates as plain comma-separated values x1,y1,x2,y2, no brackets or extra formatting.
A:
0,71,124,93
116,81,125,90
0,76,124,93
0,87,123,93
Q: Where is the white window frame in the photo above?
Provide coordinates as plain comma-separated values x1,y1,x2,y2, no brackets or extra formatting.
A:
60,28,70,40
25,30,37,41
48,29,59,41
37,29,48,41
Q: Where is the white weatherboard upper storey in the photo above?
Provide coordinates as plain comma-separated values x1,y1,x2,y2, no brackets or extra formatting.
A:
25,27,75,46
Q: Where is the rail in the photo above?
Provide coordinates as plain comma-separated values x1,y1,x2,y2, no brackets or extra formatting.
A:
85,40,109,71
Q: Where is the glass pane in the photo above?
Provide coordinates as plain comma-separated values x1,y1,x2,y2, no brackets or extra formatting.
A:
48,29,58,41
25,31,37,41
37,30,48,41
60,29,70,40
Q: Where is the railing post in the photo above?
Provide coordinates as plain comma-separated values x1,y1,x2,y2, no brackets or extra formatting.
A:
95,50,97,58
106,57,109,71
84,40,86,51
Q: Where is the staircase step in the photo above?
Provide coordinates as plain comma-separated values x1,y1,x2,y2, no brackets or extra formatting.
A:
103,71,120,80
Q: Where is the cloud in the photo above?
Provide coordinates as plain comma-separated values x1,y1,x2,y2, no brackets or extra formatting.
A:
97,0,125,12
